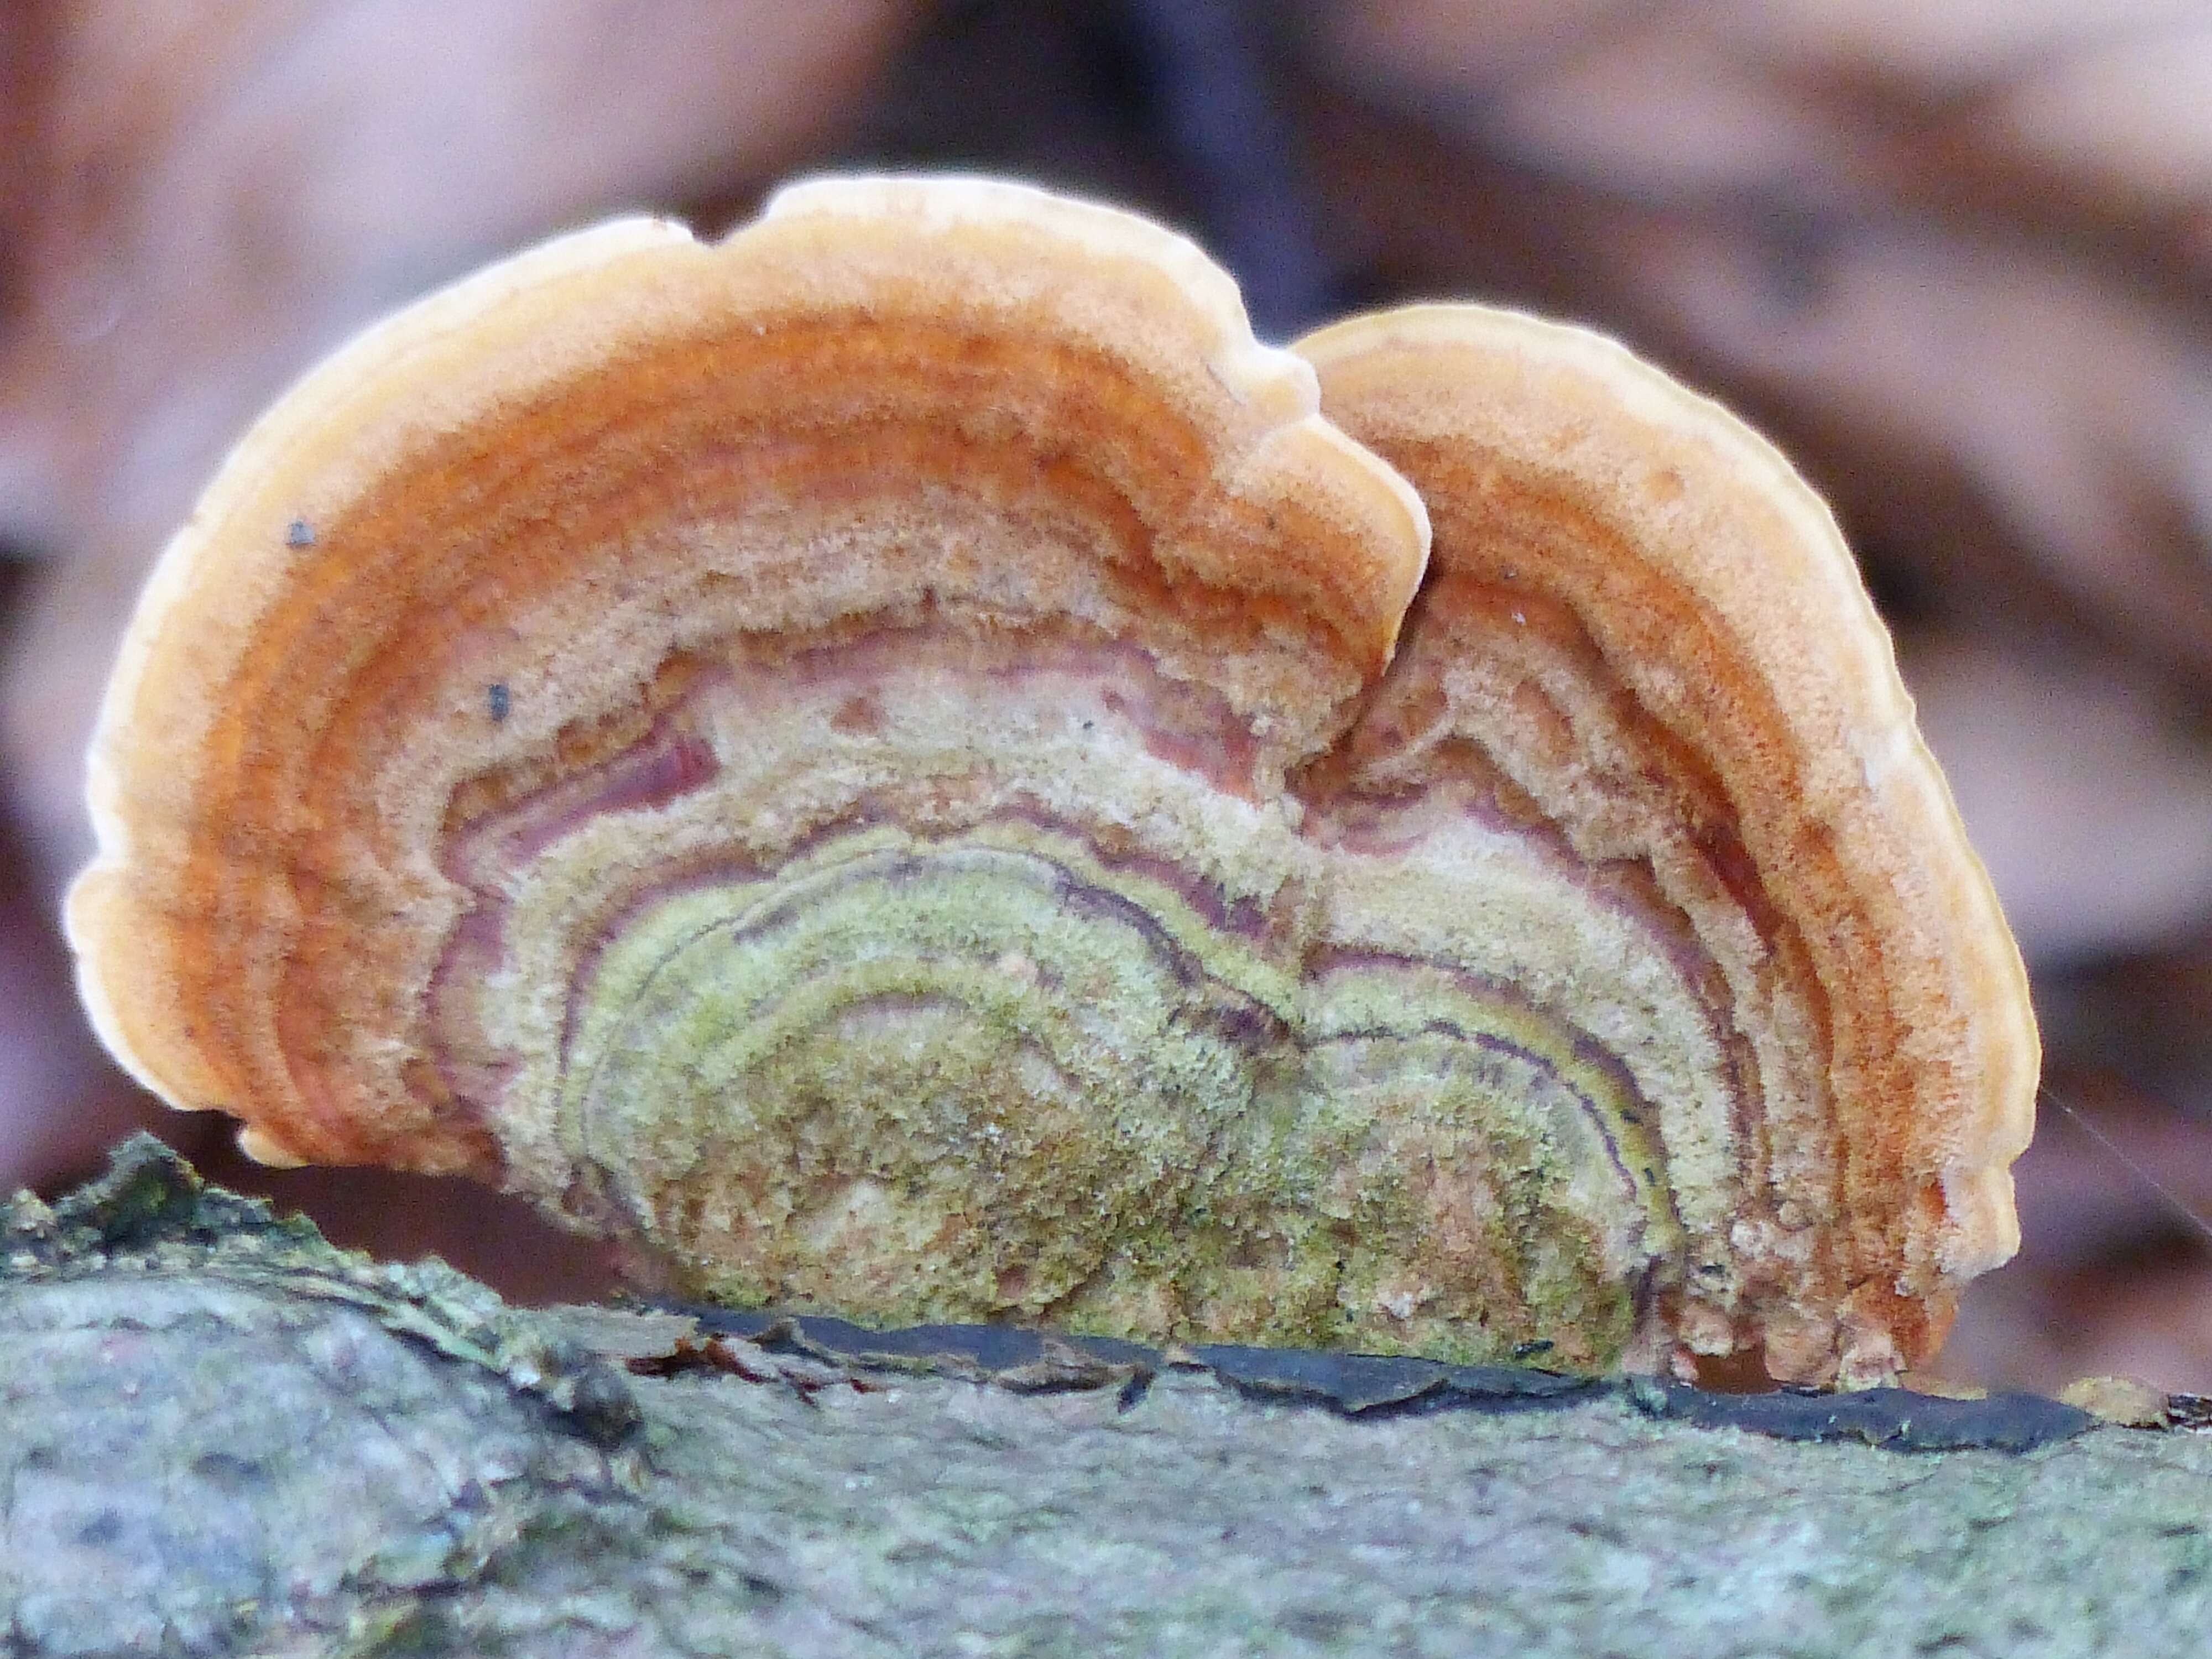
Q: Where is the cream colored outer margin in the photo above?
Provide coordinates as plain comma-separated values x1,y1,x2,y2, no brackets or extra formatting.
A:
766,175,1313,425
69,214,695,1120
65,174,1427,1146
1296,304,2038,1281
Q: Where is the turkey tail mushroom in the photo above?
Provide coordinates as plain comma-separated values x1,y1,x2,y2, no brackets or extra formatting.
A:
67,176,2034,1384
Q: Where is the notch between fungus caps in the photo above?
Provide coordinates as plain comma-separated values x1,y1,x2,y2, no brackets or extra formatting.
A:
65,174,1428,1167
1298,305,2037,1350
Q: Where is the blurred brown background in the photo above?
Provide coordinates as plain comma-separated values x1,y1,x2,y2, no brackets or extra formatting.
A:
6,0,2212,1392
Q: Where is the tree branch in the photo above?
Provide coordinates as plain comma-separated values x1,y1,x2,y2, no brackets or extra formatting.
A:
4,1138,2207,1657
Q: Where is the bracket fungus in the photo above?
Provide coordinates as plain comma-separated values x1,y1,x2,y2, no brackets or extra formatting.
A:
67,175,2036,1385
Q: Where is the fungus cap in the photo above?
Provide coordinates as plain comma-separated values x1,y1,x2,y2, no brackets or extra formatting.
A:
68,176,2034,1384
1297,305,2036,1382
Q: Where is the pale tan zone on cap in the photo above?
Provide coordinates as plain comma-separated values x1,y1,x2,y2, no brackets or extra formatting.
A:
1298,306,2038,1378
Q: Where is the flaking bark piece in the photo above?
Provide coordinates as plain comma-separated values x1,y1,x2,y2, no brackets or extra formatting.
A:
66,175,2034,1385
1626,1378,2093,1453
1185,1344,1600,1417
677,1305,1600,1417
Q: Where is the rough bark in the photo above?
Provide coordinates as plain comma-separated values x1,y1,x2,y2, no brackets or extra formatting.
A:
4,1139,2209,1658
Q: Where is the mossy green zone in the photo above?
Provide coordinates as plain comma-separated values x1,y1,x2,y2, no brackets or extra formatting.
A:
562,818,1679,1370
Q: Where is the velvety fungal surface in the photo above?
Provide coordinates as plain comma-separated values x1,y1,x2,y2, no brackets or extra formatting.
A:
1295,308,2039,1382
67,176,2036,1383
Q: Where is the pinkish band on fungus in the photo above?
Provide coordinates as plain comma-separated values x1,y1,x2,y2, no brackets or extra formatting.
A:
67,175,2037,1386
